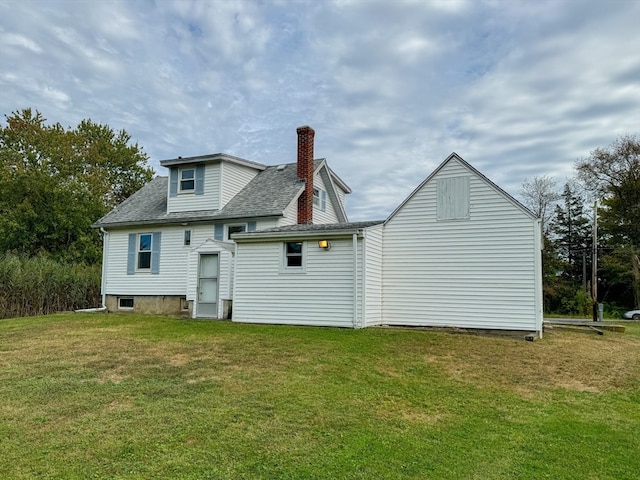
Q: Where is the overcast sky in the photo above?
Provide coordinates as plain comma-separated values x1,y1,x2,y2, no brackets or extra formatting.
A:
1,0,639,220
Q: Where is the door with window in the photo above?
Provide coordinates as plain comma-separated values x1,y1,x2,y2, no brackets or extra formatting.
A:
197,254,219,318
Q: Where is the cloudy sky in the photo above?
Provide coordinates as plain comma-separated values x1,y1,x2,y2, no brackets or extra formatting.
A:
1,0,639,220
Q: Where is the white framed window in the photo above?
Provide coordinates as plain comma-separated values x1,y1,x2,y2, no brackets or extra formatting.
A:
118,297,134,309
184,230,191,246
313,187,327,211
227,224,246,240
282,241,306,273
127,232,160,275
179,168,195,192
137,233,152,270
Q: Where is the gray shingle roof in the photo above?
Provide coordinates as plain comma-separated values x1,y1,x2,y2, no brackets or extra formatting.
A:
218,162,304,219
232,221,384,240
94,176,171,228
247,221,385,233
93,160,342,228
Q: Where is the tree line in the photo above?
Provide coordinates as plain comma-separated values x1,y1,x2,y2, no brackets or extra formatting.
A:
520,135,639,317
0,108,154,264
0,108,154,317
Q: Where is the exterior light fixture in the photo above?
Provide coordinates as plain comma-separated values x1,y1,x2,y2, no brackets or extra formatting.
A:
318,239,331,250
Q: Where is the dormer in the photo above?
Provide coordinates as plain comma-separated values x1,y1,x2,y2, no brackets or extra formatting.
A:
160,154,267,214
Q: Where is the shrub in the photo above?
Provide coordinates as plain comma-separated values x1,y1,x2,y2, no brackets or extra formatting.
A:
0,253,101,319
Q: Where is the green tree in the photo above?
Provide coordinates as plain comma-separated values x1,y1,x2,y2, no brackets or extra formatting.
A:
0,108,154,263
576,134,640,309
550,182,592,286
576,134,640,246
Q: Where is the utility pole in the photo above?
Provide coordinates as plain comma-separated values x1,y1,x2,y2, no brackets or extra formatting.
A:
582,250,587,294
592,200,598,321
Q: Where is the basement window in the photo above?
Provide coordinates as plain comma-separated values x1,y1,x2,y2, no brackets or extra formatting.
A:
180,297,189,311
118,297,134,309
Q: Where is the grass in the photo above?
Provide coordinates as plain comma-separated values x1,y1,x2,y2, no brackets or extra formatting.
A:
1,314,639,479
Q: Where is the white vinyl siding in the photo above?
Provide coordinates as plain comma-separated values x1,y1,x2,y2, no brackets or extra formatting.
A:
104,224,219,296
167,163,221,213
314,171,341,224
233,237,361,327
364,224,383,327
279,199,299,226
220,162,260,208
382,157,541,332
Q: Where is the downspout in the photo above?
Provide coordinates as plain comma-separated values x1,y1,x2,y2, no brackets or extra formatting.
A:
361,228,367,329
100,227,108,308
534,219,543,338
353,232,358,328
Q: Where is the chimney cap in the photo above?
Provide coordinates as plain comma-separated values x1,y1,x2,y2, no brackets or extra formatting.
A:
296,125,315,134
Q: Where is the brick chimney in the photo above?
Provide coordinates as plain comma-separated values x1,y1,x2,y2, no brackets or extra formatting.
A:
296,125,315,224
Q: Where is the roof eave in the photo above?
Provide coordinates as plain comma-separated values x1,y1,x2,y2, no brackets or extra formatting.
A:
233,228,364,242
160,153,267,170
315,159,351,194
94,212,284,230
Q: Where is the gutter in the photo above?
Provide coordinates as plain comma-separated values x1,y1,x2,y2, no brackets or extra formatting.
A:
352,232,358,328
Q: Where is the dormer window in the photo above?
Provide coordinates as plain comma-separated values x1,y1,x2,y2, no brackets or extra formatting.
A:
169,165,203,198
180,168,195,192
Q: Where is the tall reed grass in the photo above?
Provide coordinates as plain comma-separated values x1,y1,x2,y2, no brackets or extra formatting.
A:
0,253,101,319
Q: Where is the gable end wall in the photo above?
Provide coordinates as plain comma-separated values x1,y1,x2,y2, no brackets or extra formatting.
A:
382,158,540,332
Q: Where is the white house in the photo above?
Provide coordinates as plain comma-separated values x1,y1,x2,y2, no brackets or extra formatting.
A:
232,154,543,335
94,126,352,318
95,127,543,336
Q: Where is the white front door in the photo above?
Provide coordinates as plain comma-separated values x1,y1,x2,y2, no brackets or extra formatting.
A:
197,254,218,318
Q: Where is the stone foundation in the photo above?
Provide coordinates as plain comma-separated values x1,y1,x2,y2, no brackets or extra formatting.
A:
105,295,192,316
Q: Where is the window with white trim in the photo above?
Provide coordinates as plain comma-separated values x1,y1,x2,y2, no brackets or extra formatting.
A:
313,187,327,211
179,168,195,192
127,232,161,275
285,242,303,268
138,233,152,269
184,230,191,246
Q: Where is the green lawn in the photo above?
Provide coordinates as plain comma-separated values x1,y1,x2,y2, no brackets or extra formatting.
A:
1,314,638,479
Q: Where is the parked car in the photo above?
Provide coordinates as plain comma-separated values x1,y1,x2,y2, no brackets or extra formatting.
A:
623,310,640,320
